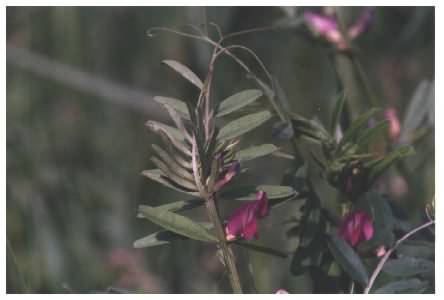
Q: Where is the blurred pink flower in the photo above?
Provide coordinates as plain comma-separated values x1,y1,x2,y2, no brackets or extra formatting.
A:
214,161,240,192
304,8,374,50
384,107,401,142
225,191,269,241
339,210,374,247
276,288,289,294
375,245,387,257
107,248,163,293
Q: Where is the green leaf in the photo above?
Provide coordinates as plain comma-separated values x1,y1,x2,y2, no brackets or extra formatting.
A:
137,205,217,242
217,110,272,141
328,233,369,285
383,257,434,277
356,191,395,246
234,240,288,258
162,60,203,89
134,222,213,248
151,144,194,181
134,230,186,248
397,241,435,259
356,120,389,148
216,89,263,117
234,144,279,162
290,113,331,143
367,145,415,184
154,198,205,213
339,108,380,148
231,185,296,201
141,169,199,196
290,182,326,276
373,278,428,294
153,96,190,119
330,92,346,134
145,120,191,157
150,157,197,191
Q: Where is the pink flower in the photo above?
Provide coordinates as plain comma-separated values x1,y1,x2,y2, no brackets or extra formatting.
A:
214,161,240,191
276,289,289,294
384,107,401,142
339,210,374,247
375,245,387,257
225,191,269,241
304,8,374,50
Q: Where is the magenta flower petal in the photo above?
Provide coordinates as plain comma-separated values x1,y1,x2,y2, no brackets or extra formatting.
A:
348,8,374,39
256,190,269,218
242,219,258,240
225,191,269,241
362,215,374,241
304,11,338,35
339,210,374,247
304,11,346,48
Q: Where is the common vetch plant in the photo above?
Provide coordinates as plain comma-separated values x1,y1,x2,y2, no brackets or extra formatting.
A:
134,25,297,293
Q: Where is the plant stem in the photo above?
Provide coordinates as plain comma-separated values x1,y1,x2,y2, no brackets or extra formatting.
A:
363,219,435,294
205,194,243,293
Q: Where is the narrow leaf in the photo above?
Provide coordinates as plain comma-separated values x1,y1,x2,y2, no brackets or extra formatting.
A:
373,278,428,294
234,240,288,258
152,144,194,181
328,233,369,285
356,120,389,148
383,257,434,277
141,169,199,196
218,111,272,141
216,89,263,117
339,108,380,148
138,205,217,242
134,222,213,248
232,185,296,201
150,157,197,191
330,92,346,134
134,230,186,248
367,145,415,183
234,144,278,162
162,60,203,89
153,96,190,119
154,198,205,213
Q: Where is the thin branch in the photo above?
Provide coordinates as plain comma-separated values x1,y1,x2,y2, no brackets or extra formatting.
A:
222,26,277,41
363,220,435,294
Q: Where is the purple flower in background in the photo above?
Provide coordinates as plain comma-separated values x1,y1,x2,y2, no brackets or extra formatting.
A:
339,210,374,247
304,8,374,50
384,107,401,142
225,191,269,241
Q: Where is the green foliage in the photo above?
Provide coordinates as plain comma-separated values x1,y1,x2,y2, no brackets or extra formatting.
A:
327,234,369,285
216,89,263,117
217,110,272,141
373,278,428,294
383,257,434,278
137,205,217,242
162,60,203,89
234,144,278,162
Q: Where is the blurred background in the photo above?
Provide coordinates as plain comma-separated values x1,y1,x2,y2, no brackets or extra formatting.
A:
6,6,434,293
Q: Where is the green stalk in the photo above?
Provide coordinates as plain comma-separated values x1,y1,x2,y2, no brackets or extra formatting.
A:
205,194,243,293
